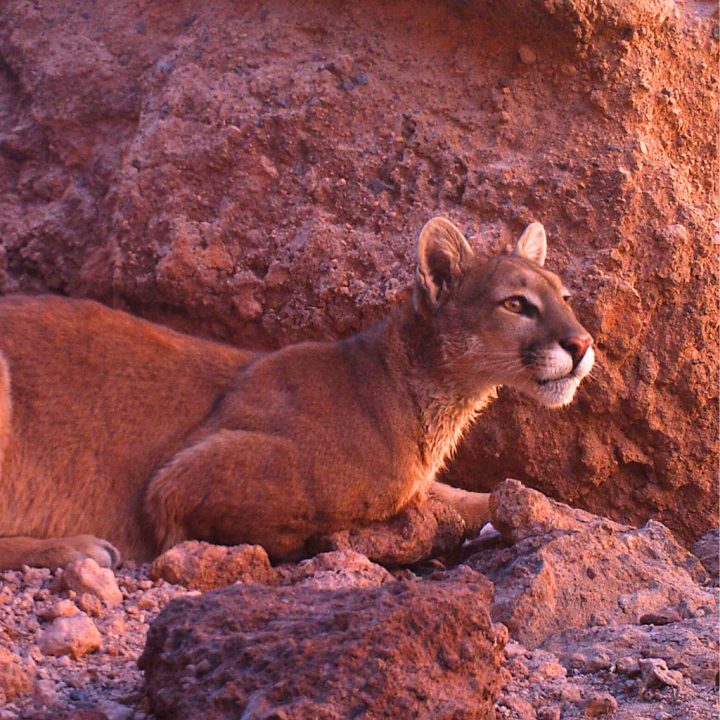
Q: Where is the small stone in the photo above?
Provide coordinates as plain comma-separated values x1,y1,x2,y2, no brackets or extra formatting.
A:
259,155,279,179
639,609,681,625
22,566,49,588
0,647,34,701
615,656,640,676
639,658,683,689
137,594,158,611
586,652,612,672
517,45,537,65
102,614,127,636
537,708,561,720
76,592,103,617
39,613,102,659
33,677,58,706
693,529,719,581
62,559,122,607
559,684,584,703
655,712,672,720
584,692,618,716
42,598,78,620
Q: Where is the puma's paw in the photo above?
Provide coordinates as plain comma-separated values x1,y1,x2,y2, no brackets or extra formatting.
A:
51,535,122,569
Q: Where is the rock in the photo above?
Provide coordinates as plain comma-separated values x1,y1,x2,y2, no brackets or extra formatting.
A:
33,677,59,706
471,480,713,647
615,656,640,676
38,613,102,659
584,692,618,716
537,708,561,720
40,599,79,620
517,45,537,65
639,658,684,689
692,529,719,581
62,559,122,607
276,550,395,590
140,568,504,719
150,541,276,591
0,647,34,701
544,615,718,688
639,609,681,625
312,498,466,566
489,479,621,544
76,593,103,617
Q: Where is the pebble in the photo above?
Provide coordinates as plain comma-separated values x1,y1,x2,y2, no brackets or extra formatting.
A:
42,598,78,620
615,656,640,676
77,592,103,617
584,692,618,716
517,45,537,65
62,559,123,607
0,647,34,700
537,708,561,720
39,613,102,659
585,652,612,672
639,658,683,689
639,609,681,625
33,677,58,706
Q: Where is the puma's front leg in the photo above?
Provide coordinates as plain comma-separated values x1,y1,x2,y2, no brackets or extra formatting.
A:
0,535,121,571
428,481,490,538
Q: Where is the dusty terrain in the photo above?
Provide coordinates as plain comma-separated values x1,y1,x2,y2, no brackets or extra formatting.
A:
0,481,717,719
0,0,717,543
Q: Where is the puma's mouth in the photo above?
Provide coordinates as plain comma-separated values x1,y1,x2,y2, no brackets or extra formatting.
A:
530,347,595,408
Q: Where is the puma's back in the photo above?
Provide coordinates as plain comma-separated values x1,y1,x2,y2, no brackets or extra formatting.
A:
0,295,252,558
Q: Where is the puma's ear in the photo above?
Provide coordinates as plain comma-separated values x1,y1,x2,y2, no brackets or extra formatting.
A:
513,222,547,266
415,217,474,309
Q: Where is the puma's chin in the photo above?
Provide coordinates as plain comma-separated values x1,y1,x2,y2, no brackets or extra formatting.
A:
529,347,595,408
531,376,581,408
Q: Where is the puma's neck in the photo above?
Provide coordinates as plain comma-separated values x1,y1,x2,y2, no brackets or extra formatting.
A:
381,304,498,478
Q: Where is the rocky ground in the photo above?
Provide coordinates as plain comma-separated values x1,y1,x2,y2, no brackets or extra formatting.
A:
0,481,717,719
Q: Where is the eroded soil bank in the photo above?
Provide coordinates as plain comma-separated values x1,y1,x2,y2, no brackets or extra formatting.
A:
0,0,717,542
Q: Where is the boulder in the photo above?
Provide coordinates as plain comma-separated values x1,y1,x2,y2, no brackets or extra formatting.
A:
470,480,714,647
150,541,276,591
140,568,504,719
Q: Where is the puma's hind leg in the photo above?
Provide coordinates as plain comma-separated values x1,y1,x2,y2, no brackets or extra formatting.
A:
429,481,490,538
144,429,311,562
0,535,122,571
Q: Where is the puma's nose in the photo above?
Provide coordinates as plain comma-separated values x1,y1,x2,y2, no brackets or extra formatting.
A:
560,335,593,368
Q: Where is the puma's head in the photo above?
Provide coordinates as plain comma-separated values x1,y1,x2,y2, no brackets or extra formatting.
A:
413,216,594,408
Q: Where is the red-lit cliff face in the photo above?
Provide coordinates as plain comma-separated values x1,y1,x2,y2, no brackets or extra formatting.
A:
0,0,716,543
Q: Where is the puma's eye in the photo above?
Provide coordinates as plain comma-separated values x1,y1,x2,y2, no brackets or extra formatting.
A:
503,297,524,313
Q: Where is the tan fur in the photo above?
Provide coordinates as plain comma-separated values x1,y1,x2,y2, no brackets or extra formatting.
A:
0,218,593,569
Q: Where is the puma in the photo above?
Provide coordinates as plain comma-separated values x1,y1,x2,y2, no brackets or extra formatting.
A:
0,218,594,569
